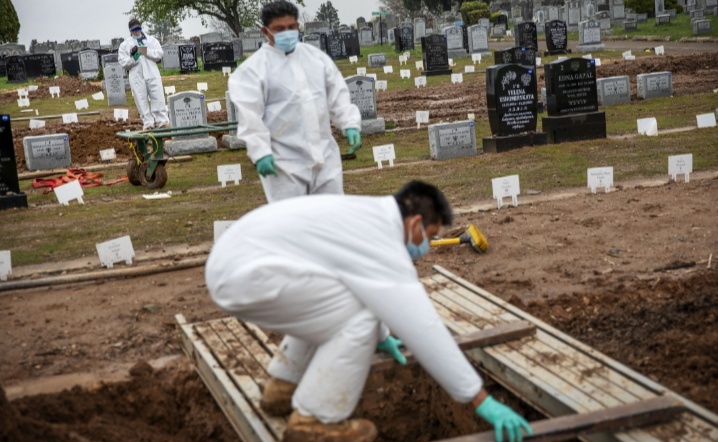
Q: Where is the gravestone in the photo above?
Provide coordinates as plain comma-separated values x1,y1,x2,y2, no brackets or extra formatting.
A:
428,121,477,160
542,57,606,143
360,27,373,45
444,26,465,52
222,91,245,150
692,19,711,34
421,35,452,76
636,12,648,21
378,22,389,41
388,29,395,44
577,19,605,52
597,76,631,105
515,22,538,49
690,8,704,19
179,45,198,73
61,52,80,76
305,21,331,36
414,17,427,42
497,14,510,27
78,49,100,80
0,115,28,210
23,134,71,171
202,42,235,71
492,25,506,38
165,91,218,154
0,55,6,77
568,1,582,26
101,53,117,69
468,25,491,55
200,32,223,44
0,43,26,57
479,18,491,28
626,12,638,20
240,30,264,52
655,0,665,16
357,17,367,30
346,76,385,135
368,53,387,68
23,54,56,78
326,31,361,60
395,25,415,52
636,72,672,99
623,20,638,30
232,39,243,61
162,45,180,69
655,14,671,24
549,5,560,20
611,0,626,18
484,64,546,152
597,11,613,29
104,63,127,106
666,8,677,17
303,34,321,49
5,56,26,83
545,20,570,55
493,46,537,67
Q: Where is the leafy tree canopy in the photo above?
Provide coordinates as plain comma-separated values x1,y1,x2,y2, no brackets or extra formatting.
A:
0,0,20,44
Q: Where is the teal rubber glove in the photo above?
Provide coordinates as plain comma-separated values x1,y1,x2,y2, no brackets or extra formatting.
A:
132,52,141,61
475,396,533,442
377,336,407,365
345,128,362,154
256,155,278,177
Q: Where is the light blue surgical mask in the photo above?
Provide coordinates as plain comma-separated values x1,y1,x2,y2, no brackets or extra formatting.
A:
271,29,299,53
406,221,430,260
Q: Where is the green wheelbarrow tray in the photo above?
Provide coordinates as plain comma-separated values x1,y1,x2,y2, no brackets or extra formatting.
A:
116,122,238,189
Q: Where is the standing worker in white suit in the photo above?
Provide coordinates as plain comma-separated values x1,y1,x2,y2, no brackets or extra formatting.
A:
118,19,170,131
227,1,362,203
205,181,533,442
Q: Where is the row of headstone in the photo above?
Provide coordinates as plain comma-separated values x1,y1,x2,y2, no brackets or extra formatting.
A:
4,54,56,82
596,71,673,105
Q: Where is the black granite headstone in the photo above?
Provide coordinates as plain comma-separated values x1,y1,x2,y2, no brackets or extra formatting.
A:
202,42,235,71
421,35,452,76
326,31,361,60
61,52,81,77
0,115,28,210
462,25,469,53
179,45,198,73
515,22,538,49
487,64,538,136
23,54,56,78
545,20,570,55
544,57,598,116
5,56,26,83
0,55,6,77
493,46,537,67
496,14,509,27
395,25,415,52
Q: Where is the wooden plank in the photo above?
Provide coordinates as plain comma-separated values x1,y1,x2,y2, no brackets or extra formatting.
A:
370,321,536,371
243,321,280,354
223,318,274,375
436,397,686,442
175,314,276,442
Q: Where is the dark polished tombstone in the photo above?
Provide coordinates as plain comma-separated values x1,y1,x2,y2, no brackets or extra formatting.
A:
544,20,571,55
462,25,469,53
5,56,26,83
421,35,452,76
542,57,606,143
493,46,537,67
23,54,56,78
395,25,415,52
0,55,7,77
202,42,235,71
179,45,199,73
515,22,538,49
61,52,81,77
483,64,546,153
326,31,361,60
496,14,509,27
0,115,28,210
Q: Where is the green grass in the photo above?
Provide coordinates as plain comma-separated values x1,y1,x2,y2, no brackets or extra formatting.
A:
611,13,718,40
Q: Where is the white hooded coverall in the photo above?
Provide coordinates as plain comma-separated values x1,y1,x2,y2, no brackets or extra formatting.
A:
118,34,169,129
205,195,483,423
227,42,361,203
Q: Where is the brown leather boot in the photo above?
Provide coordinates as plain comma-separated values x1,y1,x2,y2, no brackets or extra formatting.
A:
283,410,378,442
260,377,296,417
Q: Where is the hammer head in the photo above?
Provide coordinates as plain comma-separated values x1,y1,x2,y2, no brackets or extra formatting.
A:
465,224,489,253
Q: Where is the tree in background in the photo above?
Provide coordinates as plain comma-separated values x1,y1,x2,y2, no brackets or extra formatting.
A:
379,0,410,18
460,1,490,25
315,2,340,28
129,0,305,38
148,19,183,44
0,0,20,44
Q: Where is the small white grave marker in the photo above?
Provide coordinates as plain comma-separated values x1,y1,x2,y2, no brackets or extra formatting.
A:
403,51,410,58
28,85,38,92
582,54,593,59
54,179,84,205
491,175,520,209
468,113,475,121
637,117,658,136
164,85,176,95
17,89,28,98
96,235,135,268
696,112,717,128
114,108,129,121
357,67,367,76
92,91,105,101
622,50,632,59
668,154,693,183
535,57,542,67
625,55,636,61
99,148,117,162
383,65,394,74
471,53,482,64
217,164,242,187
17,98,30,107
587,167,614,193
506,29,513,37
0,251,11,281
375,80,388,91
655,45,665,55
142,191,172,199
400,69,411,79
197,82,208,92
415,60,423,70
367,73,378,81
595,58,602,66
207,101,222,112
448,58,455,67
49,86,61,98
464,65,475,73
372,144,396,169
451,73,463,84
75,99,89,110
415,76,427,88
399,55,408,65
416,110,429,128
29,119,45,129
222,66,232,76
62,113,79,124
214,221,235,242
349,55,358,64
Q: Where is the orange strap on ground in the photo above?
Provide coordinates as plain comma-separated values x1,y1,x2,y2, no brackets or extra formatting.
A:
32,169,128,194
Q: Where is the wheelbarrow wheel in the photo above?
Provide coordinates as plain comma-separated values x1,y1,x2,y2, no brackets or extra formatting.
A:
126,158,141,186
139,161,168,189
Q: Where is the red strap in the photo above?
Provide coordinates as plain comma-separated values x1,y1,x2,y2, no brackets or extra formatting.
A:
31,169,129,194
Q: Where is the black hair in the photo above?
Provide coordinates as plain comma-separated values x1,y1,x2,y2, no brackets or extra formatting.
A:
394,180,453,227
261,1,299,27
128,18,141,30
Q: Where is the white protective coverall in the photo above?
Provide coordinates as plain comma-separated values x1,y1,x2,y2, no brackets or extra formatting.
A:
118,34,169,129
205,195,483,423
227,42,361,203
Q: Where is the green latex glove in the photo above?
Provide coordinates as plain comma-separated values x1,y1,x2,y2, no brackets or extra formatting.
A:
132,52,141,61
377,336,406,365
256,154,278,177
475,396,533,442
345,128,362,153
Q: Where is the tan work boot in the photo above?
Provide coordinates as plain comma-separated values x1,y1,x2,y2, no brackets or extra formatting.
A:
260,377,296,417
283,410,377,442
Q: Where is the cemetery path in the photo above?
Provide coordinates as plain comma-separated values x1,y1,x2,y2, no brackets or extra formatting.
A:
1,172,717,441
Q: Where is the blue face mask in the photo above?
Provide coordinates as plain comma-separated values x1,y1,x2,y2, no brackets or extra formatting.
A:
271,29,299,53
406,220,430,260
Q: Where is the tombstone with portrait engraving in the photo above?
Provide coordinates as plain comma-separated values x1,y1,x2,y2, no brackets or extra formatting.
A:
542,57,606,143
346,76,385,135
494,46,537,67
545,20,571,55
484,64,546,152
421,35,452,76
179,45,198,73
0,115,27,210
515,22,539,49
395,25,415,52
577,18,605,52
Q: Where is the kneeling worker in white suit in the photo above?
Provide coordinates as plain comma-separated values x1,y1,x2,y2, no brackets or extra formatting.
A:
205,181,533,442
118,19,170,131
